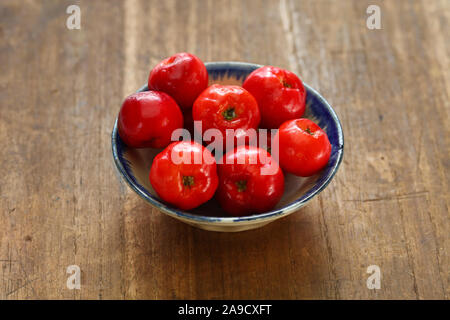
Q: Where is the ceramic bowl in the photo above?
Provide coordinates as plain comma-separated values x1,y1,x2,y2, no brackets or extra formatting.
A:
112,61,344,232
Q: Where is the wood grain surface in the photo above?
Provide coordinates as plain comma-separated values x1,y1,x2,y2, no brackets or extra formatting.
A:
0,0,448,299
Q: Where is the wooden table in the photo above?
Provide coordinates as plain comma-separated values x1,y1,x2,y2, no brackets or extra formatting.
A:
0,0,448,300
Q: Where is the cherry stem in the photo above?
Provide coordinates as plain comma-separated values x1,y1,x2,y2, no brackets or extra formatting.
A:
235,180,247,192
282,80,292,88
182,176,195,188
305,127,314,135
222,107,236,121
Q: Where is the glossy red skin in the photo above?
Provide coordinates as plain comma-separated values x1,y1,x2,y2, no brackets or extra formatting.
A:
192,84,260,149
149,141,218,210
148,52,208,110
118,91,183,148
216,146,284,216
243,66,306,129
275,119,331,177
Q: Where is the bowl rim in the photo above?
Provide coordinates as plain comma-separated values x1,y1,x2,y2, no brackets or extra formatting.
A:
111,61,344,224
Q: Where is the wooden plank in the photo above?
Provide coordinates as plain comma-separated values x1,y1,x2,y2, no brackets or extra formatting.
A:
0,0,448,299
0,0,128,299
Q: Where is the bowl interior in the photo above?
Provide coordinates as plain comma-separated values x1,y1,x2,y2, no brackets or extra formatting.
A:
112,62,343,222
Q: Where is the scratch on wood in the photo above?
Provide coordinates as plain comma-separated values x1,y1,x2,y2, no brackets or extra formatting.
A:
344,190,429,203
394,186,420,299
123,0,140,96
5,277,38,297
415,125,424,176
318,196,340,299
279,0,299,73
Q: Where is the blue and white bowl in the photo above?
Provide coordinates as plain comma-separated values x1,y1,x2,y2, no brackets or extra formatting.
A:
112,62,344,232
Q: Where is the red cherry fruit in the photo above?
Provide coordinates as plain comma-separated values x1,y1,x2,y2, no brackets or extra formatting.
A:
149,141,218,210
118,91,183,148
148,52,209,110
275,118,331,177
216,146,284,216
243,66,306,129
192,84,260,149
